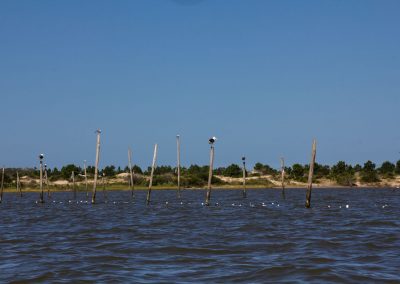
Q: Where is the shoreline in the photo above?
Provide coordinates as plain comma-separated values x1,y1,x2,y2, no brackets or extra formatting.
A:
2,184,399,193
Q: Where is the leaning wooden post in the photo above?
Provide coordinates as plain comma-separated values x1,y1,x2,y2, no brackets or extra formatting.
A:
91,129,101,204
205,137,216,206
84,160,88,197
281,157,286,198
16,171,22,197
176,135,181,199
242,156,247,198
128,148,135,198
305,139,317,208
146,144,158,205
39,154,44,203
0,167,4,203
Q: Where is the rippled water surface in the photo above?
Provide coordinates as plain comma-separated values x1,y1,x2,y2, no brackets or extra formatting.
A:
1,188,399,283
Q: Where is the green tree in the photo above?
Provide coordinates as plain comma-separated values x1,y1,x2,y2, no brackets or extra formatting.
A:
60,164,81,179
152,166,174,175
361,160,379,183
330,161,355,186
49,167,62,180
254,163,264,172
213,167,226,175
124,165,143,174
51,167,60,175
395,160,400,175
354,164,362,172
222,164,242,177
284,166,292,176
331,161,346,176
313,163,330,179
132,165,143,174
291,164,305,181
379,161,395,178
103,165,116,177
253,163,277,175
184,164,210,184
86,166,96,175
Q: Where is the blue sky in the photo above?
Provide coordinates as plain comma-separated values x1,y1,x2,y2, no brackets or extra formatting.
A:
0,0,399,170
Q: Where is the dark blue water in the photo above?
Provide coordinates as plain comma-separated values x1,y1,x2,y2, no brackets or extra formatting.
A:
0,188,399,283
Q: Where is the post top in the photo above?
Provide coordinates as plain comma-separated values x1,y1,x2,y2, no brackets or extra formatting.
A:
209,136,217,144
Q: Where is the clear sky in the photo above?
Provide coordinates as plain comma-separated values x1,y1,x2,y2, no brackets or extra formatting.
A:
0,0,399,170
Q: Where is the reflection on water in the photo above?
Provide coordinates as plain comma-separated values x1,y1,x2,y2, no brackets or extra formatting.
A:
0,189,399,283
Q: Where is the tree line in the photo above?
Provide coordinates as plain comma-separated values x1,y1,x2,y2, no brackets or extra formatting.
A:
252,160,400,185
1,160,400,187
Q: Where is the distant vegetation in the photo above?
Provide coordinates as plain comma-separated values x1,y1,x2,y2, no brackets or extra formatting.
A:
1,160,400,188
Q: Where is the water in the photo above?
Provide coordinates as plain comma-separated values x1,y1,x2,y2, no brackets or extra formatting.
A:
0,188,399,283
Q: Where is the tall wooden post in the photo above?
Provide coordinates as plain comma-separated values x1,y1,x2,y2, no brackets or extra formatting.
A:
84,160,88,197
17,171,22,197
146,144,158,205
128,148,135,198
0,167,4,203
39,154,44,203
176,135,181,199
281,157,286,199
71,171,76,199
92,129,101,204
205,137,216,206
44,164,50,198
305,139,317,208
242,156,247,198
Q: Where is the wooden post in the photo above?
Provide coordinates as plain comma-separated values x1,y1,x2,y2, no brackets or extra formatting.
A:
305,139,317,208
91,130,101,204
0,167,4,203
44,164,50,198
84,160,88,197
176,135,181,199
71,171,76,199
205,137,216,206
281,157,286,199
146,144,158,205
128,148,135,198
39,154,44,203
16,171,22,197
242,156,247,198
